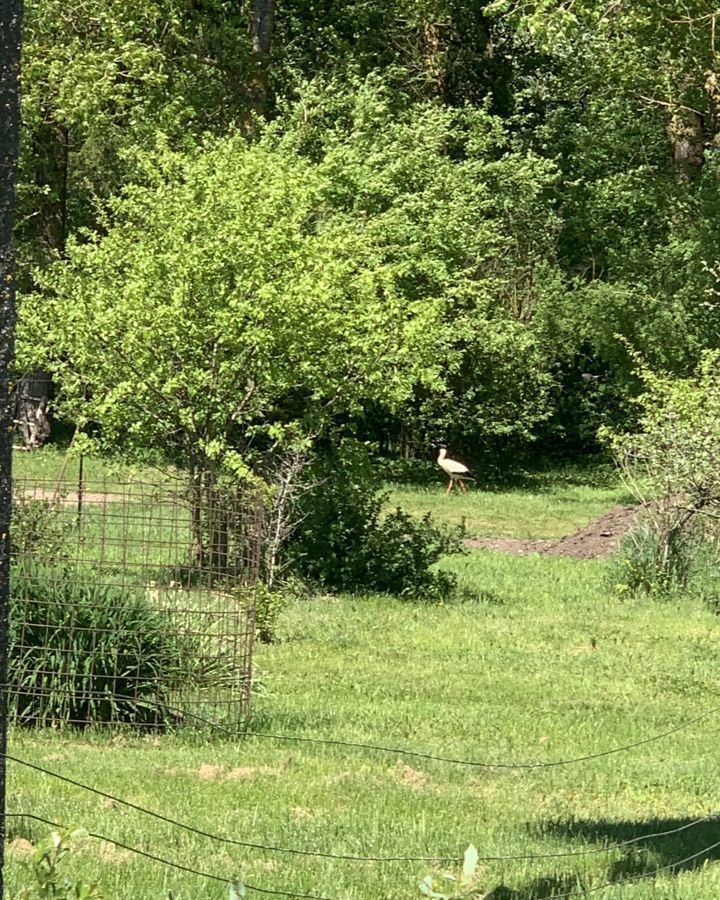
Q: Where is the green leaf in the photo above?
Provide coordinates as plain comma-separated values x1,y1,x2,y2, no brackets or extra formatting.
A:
229,879,246,900
419,875,448,899
462,844,479,883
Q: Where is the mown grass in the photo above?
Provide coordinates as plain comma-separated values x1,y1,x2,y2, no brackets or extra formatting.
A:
12,445,165,484
387,462,634,540
6,451,718,898
7,539,720,898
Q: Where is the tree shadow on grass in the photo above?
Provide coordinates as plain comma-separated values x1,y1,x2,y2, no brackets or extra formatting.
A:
541,815,720,872
504,815,720,898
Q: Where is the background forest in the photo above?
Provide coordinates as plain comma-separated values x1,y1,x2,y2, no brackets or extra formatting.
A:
14,0,720,465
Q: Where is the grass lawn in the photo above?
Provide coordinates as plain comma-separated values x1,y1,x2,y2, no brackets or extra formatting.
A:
7,536,720,898
387,463,635,540
12,445,169,485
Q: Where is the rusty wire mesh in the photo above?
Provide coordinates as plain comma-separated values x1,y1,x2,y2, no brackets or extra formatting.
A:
10,472,263,730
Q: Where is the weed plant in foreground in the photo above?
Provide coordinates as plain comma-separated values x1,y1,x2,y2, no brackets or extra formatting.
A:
6,545,720,898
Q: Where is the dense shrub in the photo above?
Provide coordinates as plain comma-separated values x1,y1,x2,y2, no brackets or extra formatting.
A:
9,563,197,727
291,442,463,600
610,522,702,597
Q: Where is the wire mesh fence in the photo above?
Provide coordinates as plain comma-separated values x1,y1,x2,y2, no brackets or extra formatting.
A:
9,473,263,729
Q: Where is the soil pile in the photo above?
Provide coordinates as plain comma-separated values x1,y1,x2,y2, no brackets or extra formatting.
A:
465,504,641,560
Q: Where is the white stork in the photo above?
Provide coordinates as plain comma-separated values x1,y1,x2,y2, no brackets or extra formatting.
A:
437,448,474,495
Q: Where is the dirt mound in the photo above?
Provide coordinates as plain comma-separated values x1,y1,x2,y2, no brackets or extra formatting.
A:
465,504,641,560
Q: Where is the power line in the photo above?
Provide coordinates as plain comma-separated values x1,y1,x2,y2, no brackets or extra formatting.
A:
135,692,720,772
6,753,457,864
9,686,719,771
6,812,339,900
8,752,720,866
198,704,720,771
9,813,720,900
534,835,720,900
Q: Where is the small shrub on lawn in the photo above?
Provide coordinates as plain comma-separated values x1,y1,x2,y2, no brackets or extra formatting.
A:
254,583,286,643
14,827,103,900
291,441,464,600
10,563,197,727
11,494,74,566
364,508,461,599
604,350,720,598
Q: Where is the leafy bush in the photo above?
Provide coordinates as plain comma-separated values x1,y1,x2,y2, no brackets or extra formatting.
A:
254,583,287,644
9,563,196,727
291,442,463,600
365,509,461,599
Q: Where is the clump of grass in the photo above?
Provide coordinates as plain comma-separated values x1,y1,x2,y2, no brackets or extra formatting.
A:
610,522,720,603
10,562,199,728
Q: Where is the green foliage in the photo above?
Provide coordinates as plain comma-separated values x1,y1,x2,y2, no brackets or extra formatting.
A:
19,133,435,477
9,564,196,727
605,351,720,521
291,441,463,600
17,0,251,276
14,828,102,900
275,79,561,452
610,522,703,598
254,584,287,644
365,508,462,600
16,0,720,465
605,351,720,596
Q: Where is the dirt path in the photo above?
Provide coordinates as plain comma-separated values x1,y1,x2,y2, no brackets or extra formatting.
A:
464,504,641,560
20,488,126,505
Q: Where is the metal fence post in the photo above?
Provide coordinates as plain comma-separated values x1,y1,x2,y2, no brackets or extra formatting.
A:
0,0,24,894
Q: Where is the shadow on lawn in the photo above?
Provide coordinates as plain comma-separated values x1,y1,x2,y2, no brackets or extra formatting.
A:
505,815,720,898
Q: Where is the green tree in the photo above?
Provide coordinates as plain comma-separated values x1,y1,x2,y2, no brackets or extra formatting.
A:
18,135,436,481
274,76,562,453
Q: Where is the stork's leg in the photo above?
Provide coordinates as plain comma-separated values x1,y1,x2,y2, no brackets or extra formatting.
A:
446,478,454,495
459,478,467,494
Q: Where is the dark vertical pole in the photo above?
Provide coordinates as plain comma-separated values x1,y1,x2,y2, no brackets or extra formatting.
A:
0,0,24,894
76,452,84,527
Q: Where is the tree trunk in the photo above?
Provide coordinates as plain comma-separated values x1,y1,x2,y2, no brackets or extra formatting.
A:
188,457,234,582
245,0,275,125
0,0,24,891
419,19,447,99
667,109,705,182
14,372,51,449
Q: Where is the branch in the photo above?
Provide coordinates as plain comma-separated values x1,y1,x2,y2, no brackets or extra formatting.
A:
640,95,705,117
666,12,720,25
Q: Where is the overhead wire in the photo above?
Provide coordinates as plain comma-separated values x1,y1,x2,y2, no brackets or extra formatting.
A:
8,752,720,866
9,812,720,900
6,812,340,900
32,687,718,772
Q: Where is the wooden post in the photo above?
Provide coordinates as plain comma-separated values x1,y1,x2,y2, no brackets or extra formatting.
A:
0,0,24,893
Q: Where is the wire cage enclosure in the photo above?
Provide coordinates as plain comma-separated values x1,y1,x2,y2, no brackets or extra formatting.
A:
10,473,263,730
